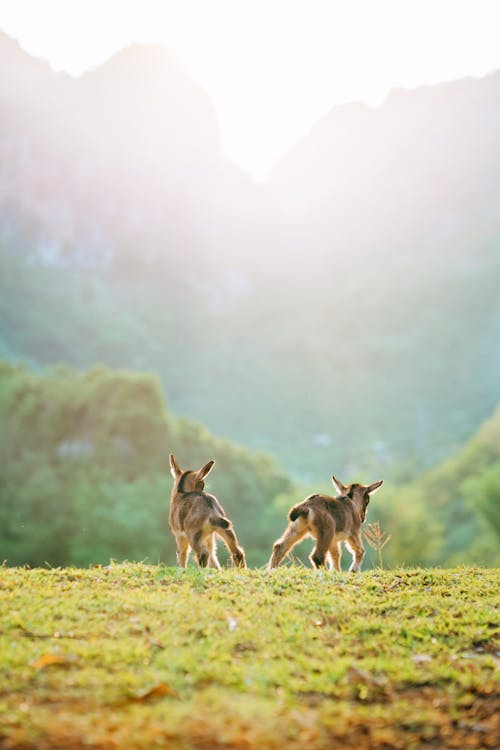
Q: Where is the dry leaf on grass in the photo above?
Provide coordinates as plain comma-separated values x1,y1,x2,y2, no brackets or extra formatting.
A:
32,653,78,670
132,682,179,701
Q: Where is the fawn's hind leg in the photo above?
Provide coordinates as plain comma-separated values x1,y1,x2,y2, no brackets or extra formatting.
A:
329,542,342,572
206,533,221,569
189,530,211,568
175,534,190,568
268,519,308,570
216,526,246,568
346,533,365,572
309,515,335,569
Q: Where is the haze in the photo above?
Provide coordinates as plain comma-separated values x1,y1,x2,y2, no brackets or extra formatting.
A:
1,0,500,576
1,0,499,179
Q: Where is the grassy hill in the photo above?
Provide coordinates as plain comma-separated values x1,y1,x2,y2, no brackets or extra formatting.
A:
0,564,498,749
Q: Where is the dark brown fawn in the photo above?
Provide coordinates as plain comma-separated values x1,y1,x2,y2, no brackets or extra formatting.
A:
169,454,246,569
268,475,383,572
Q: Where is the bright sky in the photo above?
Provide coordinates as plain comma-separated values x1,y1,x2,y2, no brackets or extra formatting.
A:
1,0,499,179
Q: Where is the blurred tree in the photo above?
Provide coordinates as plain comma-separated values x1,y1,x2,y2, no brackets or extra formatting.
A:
464,464,500,540
0,361,291,566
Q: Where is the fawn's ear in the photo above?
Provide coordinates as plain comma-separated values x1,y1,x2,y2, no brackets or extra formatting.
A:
169,453,182,479
197,460,215,480
331,475,348,495
367,480,384,495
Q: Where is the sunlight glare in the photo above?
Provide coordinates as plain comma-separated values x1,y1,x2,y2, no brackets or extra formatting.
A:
0,0,499,179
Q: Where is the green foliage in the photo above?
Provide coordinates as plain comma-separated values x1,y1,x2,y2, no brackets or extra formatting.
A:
366,485,444,568
0,463,75,566
365,406,500,567
69,475,170,566
0,565,498,749
464,464,500,539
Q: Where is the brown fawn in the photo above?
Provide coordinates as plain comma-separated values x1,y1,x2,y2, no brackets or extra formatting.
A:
169,454,246,568
268,475,383,572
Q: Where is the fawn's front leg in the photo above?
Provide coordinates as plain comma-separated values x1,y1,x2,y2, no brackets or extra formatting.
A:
175,534,190,568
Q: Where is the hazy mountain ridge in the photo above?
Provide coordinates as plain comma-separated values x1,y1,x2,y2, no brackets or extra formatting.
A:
0,32,257,268
269,70,500,255
1,32,500,478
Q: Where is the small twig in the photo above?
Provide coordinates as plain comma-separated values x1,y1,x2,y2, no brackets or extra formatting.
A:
17,623,51,639
17,624,85,640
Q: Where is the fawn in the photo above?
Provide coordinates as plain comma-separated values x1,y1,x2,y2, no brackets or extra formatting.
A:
268,475,383,571
169,453,246,568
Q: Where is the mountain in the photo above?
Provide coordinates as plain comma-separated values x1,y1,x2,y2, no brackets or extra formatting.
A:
0,31,499,480
258,71,500,474
270,73,500,247
0,32,258,269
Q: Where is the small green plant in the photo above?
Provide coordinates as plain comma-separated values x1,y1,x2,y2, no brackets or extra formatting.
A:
363,521,392,568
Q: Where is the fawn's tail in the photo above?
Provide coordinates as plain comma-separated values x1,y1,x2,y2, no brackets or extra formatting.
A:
211,515,231,529
289,504,309,522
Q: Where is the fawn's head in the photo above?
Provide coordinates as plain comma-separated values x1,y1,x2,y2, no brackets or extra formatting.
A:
331,475,383,521
169,453,215,493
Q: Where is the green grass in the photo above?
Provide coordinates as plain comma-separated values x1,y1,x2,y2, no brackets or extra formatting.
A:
0,564,498,749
